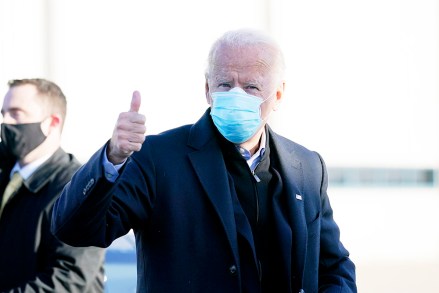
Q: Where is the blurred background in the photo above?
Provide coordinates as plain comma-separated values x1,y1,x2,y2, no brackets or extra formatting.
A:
1,0,438,292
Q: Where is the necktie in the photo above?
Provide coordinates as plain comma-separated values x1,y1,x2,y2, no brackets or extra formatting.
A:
0,172,23,218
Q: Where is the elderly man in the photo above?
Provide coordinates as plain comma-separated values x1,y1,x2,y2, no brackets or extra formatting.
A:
51,29,357,293
0,79,105,292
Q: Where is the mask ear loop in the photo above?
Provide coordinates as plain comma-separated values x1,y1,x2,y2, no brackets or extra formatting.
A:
258,89,277,118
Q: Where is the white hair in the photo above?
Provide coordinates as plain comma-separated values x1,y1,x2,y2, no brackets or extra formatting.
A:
205,28,286,82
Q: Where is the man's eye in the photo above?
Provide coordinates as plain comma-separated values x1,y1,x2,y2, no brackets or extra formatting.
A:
246,85,260,91
218,83,231,88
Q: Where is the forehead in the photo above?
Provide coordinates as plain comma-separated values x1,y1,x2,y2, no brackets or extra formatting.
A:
210,44,275,80
2,84,46,117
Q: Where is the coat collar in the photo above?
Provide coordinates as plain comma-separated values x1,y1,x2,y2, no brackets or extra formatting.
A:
0,148,73,194
26,148,73,193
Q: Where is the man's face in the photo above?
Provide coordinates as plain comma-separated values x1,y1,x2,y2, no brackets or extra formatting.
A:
1,84,47,125
207,43,283,120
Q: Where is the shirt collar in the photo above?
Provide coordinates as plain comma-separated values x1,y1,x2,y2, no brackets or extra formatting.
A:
236,129,266,169
10,153,53,181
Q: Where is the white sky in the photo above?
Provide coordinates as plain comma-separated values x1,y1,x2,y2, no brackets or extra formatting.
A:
1,0,438,167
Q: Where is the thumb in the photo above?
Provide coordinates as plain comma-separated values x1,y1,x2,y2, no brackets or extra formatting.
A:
129,90,141,112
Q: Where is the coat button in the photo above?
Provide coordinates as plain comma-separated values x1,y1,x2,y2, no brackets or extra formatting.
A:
228,265,237,276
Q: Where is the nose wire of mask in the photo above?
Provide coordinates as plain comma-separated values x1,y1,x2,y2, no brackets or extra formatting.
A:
209,86,246,99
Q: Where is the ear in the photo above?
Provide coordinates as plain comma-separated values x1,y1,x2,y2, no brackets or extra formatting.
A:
50,114,61,127
273,81,285,111
42,114,62,136
205,79,212,105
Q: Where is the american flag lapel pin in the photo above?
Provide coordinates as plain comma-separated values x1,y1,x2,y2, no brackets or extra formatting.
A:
295,194,303,201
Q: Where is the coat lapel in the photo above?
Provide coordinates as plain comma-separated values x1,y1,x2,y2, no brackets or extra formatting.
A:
187,111,240,266
269,128,307,287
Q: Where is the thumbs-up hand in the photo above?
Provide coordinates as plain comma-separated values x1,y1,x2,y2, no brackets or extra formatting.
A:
107,91,146,164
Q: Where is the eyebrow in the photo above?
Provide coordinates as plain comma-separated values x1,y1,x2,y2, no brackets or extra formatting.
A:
212,75,264,85
2,107,24,115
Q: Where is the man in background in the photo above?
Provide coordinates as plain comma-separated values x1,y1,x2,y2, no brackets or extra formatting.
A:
0,79,105,292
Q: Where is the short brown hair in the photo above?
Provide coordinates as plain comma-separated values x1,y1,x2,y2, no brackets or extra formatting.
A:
8,78,67,130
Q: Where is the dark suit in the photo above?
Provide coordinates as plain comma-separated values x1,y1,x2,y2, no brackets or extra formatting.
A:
0,148,105,292
52,110,356,293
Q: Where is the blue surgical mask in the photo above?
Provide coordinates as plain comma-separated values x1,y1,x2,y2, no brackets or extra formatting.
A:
210,87,273,144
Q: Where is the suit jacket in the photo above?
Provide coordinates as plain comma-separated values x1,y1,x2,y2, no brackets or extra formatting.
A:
0,148,105,292
52,110,357,293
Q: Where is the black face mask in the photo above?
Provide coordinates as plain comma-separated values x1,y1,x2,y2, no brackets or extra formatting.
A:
0,122,47,160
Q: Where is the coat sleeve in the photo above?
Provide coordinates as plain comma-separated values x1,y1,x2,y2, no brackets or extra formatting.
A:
316,153,357,293
51,144,120,248
51,143,153,248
